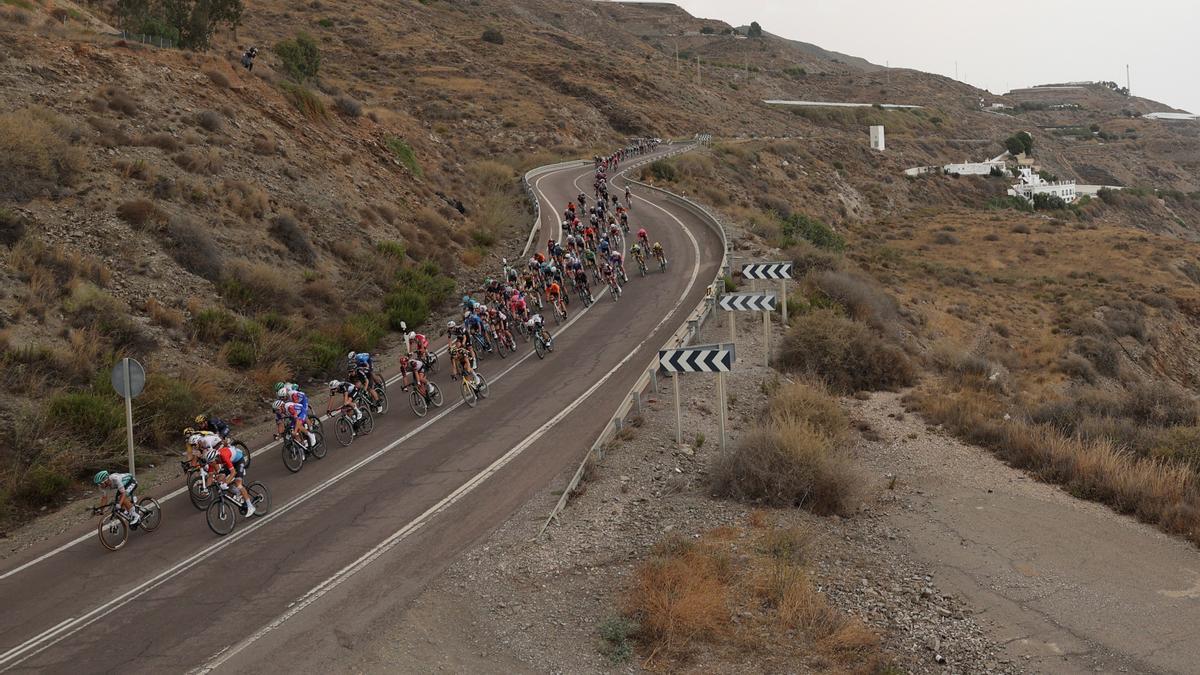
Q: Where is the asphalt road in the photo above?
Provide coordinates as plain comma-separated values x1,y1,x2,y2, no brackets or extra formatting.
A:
0,144,724,673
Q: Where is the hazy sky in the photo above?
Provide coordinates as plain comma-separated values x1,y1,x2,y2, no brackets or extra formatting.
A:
648,0,1199,113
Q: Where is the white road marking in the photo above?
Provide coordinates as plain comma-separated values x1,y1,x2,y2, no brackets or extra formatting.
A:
0,151,706,670
192,179,705,673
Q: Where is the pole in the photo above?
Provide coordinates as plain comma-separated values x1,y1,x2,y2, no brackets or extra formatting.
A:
696,55,700,85
762,310,771,368
729,308,736,343
717,372,728,454
673,373,682,447
780,280,788,324
123,361,136,476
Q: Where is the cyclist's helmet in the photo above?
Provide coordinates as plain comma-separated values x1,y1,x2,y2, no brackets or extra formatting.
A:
328,379,341,390
272,400,285,412
462,295,470,303
204,449,219,464
276,386,289,400
93,470,109,485
183,427,196,437
346,351,356,362
406,331,417,342
654,241,661,247
194,414,207,425
447,320,457,329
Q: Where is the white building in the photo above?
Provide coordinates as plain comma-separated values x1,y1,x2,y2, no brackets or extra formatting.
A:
870,125,885,151
1008,167,1077,204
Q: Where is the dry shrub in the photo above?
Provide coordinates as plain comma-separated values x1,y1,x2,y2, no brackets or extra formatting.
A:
174,148,224,175
100,87,139,116
712,420,860,514
114,158,154,180
0,209,29,248
138,132,183,152
145,297,184,328
9,236,110,288
221,261,296,310
161,216,223,281
222,179,268,220
269,214,316,263
625,537,731,657
251,136,277,155
203,69,231,88
0,107,87,201
474,192,523,241
195,110,224,132
414,206,448,233
468,160,514,193
334,95,362,117
807,269,899,332
767,380,847,438
90,117,132,147
1071,336,1119,377
777,310,915,393
116,199,165,228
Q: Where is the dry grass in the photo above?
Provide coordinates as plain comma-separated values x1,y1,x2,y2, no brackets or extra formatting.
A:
203,69,231,88
9,236,111,288
116,199,166,228
174,148,224,175
269,214,316,263
222,179,268,220
144,297,184,328
0,107,87,201
624,524,888,669
161,216,223,281
137,132,183,152
221,261,297,310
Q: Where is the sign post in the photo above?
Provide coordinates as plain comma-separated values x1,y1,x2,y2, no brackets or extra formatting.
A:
742,262,794,324
110,358,146,477
659,343,736,452
718,292,776,369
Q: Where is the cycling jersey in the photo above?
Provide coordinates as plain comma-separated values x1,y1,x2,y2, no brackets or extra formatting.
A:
101,473,137,495
278,400,306,422
216,445,247,478
547,282,561,297
188,432,222,451
463,313,484,332
584,250,596,262
331,381,357,397
410,333,429,352
201,417,231,438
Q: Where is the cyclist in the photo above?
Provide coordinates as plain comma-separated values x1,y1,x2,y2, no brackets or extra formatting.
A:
487,304,514,348
610,250,628,282
407,330,430,360
453,339,477,382
526,312,552,348
624,186,632,209
207,442,255,516
652,241,667,267
326,379,363,423
398,354,430,398
485,277,504,304
462,307,488,351
572,266,592,303
273,398,317,449
546,279,566,318
619,209,629,231
93,469,141,526
597,236,611,258
631,242,646,270
184,426,223,466
346,351,382,413
447,320,465,377
577,192,587,210
583,246,598,277
637,226,649,249
601,260,620,296
193,414,231,440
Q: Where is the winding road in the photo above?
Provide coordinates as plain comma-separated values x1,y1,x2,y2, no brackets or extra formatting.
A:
0,144,725,673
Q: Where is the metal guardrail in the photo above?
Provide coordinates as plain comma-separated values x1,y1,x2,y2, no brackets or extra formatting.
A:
538,142,731,537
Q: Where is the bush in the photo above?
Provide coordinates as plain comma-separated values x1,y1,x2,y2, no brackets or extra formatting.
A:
0,208,28,247
14,464,73,507
384,137,421,176
174,148,224,175
807,270,899,333
334,95,362,117
279,81,328,120
645,160,677,182
767,381,848,438
162,216,223,281
787,242,841,276
781,213,844,251
191,307,238,342
711,419,858,514
481,28,504,44
273,32,321,81
204,69,231,88
221,261,296,311
47,390,123,447
624,539,730,657
776,310,916,393
116,199,165,228
196,110,223,132
1032,192,1066,211
134,373,217,448
0,107,87,201
1072,336,1119,377
225,340,257,369
269,215,316,263
138,132,184,152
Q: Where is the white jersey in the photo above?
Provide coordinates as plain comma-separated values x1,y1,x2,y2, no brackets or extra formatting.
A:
188,432,222,450
103,473,136,493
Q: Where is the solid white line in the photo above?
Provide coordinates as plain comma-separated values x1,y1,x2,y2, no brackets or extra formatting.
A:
193,187,705,673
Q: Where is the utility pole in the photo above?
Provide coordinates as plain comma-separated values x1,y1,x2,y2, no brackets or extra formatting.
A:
674,40,679,75
1126,64,1131,95
955,60,959,81
696,54,700,85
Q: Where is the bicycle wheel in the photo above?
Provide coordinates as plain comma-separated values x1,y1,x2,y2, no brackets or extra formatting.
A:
206,498,237,536
282,439,304,472
188,473,212,510
138,497,162,533
461,378,478,407
358,408,375,436
373,385,389,414
534,335,546,359
309,415,324,437
247,482,271,516
426,351,439,374
334,416,354,447
428,381,444,407
311,431,327,458
98,512,128,551
475,373,490,399
410,389,428,417
495,334,508,358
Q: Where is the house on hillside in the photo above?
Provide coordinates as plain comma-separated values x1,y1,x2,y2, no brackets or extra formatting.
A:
1008,167,1077,204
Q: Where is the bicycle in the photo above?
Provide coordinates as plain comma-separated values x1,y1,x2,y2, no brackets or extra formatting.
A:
406,379,444,417
281,419,326,473
355,383,388,416
533,324,554,359
487,324,509,359
420,349,440,374
607,275,622,301
635,253,648,277
469,328,494,357
460,371,490,407
181,439,249,510
205,480,271,536
656,252,668,273
574,279,593,307
333,404,374,447
94,493,162,551
550,296,568,324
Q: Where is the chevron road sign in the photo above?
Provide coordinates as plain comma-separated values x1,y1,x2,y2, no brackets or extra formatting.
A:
658,343,735,373
741,262,792,280
718,292,776,312
659,343,736,452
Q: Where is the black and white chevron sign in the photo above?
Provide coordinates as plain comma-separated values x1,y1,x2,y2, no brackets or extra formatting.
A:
658,343,736,373
741,262,793,280
718,292,776,312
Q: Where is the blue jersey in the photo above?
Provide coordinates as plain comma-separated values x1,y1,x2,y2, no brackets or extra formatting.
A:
354,353,371,366
464,314,484,331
